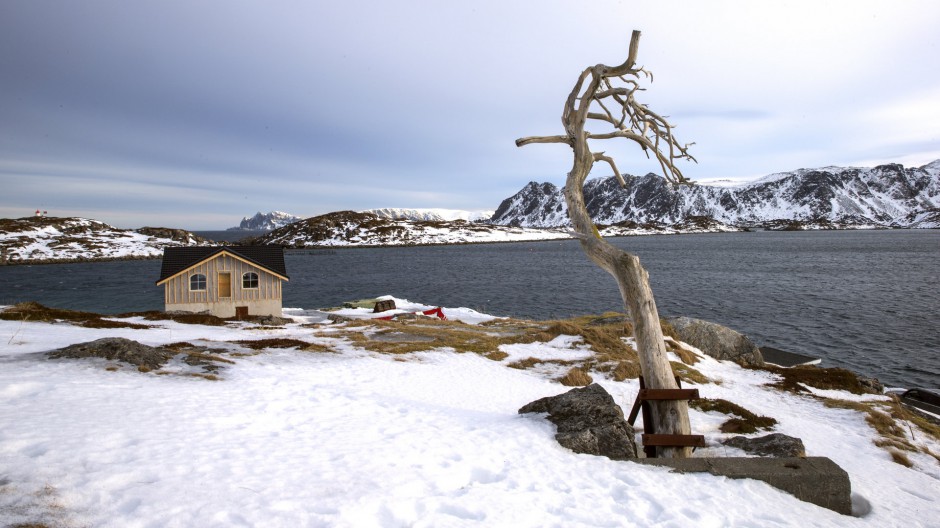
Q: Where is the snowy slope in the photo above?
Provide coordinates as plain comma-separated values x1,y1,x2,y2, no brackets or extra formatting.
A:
1,298,938,526
0,216,207,264
491,161,940,228
363,208,495,222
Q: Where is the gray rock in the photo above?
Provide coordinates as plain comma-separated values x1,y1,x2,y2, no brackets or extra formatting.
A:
722,433,806,457
637,457,852,515
48,337,173,370
519,383,637,460
668,317,764,366
857,375,884,394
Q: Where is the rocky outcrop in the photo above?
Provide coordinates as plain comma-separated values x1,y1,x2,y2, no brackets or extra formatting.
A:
519,383,637,460
136,227,208,244
667,317,764,366
0,216,206,264
722,433,806,458
48,337,174,370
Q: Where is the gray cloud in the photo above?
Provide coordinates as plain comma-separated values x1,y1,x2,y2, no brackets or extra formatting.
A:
2,1,940,228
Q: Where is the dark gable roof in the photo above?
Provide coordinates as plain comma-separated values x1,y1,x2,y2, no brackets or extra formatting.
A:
157,245,288,283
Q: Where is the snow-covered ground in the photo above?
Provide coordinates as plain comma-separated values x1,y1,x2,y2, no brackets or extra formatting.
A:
1,297,938,527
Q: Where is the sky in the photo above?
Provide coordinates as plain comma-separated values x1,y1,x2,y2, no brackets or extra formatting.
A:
2,1,939,229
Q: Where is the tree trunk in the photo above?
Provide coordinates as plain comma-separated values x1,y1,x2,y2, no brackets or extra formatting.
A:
563,162,692,458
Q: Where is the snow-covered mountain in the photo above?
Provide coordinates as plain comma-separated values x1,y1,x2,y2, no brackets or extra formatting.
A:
0,216,208,264
362,208,495,222
251,211,738,248
252,211,571,247
490,161,940,229
228,211,302,231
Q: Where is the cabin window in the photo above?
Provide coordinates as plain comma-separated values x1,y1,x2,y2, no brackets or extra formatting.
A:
242,272,259,289
190,274,207,291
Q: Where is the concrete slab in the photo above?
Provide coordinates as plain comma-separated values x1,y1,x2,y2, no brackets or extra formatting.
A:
634,457,852,515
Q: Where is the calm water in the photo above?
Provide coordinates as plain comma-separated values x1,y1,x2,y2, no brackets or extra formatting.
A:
1,230,937,388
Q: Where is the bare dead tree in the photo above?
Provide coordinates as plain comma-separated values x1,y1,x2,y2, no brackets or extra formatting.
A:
516,30,696,458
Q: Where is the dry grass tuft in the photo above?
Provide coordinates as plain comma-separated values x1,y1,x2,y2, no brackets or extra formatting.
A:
184,351,236,365
559,367,593,386
302,342,335,353
508,357,545,370
235,338,311,350
485,351,509,361
888,449,914,467
670,361,710,384
1,301,150,329
759,365,877,395
612,360,642,381
690,397,778,434
665,338,700,365
532,320,635,363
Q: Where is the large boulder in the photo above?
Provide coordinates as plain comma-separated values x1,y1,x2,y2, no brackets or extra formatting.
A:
48,337,174,370
722,433,806,457
668,317,764,366
519,383,637,460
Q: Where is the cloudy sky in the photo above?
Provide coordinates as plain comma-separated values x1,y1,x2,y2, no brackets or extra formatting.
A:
2,1,939,229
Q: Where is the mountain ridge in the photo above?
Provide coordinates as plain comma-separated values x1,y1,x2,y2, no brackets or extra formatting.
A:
228,211,302,231
489,161,940,229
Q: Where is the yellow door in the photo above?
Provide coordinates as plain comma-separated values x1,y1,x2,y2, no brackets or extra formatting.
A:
218,272,231,297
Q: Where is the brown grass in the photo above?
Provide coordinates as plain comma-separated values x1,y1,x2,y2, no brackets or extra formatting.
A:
665,339,700,365
758,365,876,394
235,338,311,350
612,360,642,381
326,314,710,390
337,318,508,355
670,362,710,385
888,449,914,467
183,351,236,365
823,397,940,465
118,310,229,326
1,302,150,329
690,397,778,433
507,357,547,370
559,367,593,386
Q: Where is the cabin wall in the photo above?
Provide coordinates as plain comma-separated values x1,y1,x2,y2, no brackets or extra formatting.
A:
162,254,283,317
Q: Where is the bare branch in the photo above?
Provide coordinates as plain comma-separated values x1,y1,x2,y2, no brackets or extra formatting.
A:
593,152,626,187
515,135,571,147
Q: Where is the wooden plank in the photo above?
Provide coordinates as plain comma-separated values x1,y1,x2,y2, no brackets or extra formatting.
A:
642,434,706,447
638,388,700,401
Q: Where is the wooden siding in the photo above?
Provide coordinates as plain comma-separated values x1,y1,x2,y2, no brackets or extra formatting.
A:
163,254,282,305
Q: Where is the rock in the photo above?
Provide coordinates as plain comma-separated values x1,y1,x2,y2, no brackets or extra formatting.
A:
48,337,174,370
722,433,806,457
519,383,637,460
250,315,293,326
857,375,884,394
667,317,764,366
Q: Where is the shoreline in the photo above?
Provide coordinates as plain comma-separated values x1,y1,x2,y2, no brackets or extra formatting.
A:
3,226,933,266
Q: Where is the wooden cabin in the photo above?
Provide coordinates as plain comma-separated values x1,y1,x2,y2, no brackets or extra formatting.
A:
156,246,289,318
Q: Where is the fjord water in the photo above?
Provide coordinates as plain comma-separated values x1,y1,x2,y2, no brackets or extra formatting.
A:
2,230,937,389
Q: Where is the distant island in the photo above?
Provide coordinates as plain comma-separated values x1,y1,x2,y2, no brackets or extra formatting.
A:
3,160,938,264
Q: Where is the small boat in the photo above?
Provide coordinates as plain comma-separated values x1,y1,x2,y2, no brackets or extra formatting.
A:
759,346,821,367
897,388,940,419
377,307,447,321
